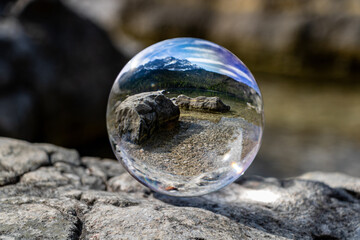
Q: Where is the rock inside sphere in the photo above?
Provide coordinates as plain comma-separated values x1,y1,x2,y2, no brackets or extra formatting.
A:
107,38,264,196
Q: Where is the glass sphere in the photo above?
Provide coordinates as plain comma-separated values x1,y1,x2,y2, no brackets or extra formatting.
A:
107,38,264,196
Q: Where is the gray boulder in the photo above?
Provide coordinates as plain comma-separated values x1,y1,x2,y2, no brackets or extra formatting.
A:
0,0,127,149
175,94,230,112
0,138,49,185
0,137,359,239
115,91,180,144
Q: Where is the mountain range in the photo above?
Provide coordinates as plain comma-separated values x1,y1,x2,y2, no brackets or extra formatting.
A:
118,57,261,107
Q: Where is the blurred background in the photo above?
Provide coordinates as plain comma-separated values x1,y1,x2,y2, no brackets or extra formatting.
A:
0,0,359,178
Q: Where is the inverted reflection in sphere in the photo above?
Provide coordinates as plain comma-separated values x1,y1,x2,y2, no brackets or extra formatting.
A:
107,38,264,196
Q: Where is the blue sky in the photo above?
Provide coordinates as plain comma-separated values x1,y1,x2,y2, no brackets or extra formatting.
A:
118,38,260,94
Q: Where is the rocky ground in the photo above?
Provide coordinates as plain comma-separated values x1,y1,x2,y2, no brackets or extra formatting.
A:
0,137,359,239
124,116,243,177
109,91,261,195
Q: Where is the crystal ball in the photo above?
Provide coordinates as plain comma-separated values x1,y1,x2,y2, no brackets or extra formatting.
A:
107,38,264,196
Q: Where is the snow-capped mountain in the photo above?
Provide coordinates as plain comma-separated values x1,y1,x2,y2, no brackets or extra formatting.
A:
140,57,201,72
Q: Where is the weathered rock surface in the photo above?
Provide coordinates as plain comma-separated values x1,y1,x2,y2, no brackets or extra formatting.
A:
0,138,48,185
115,91,180,143
0,137,359,239
175,94,231,113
